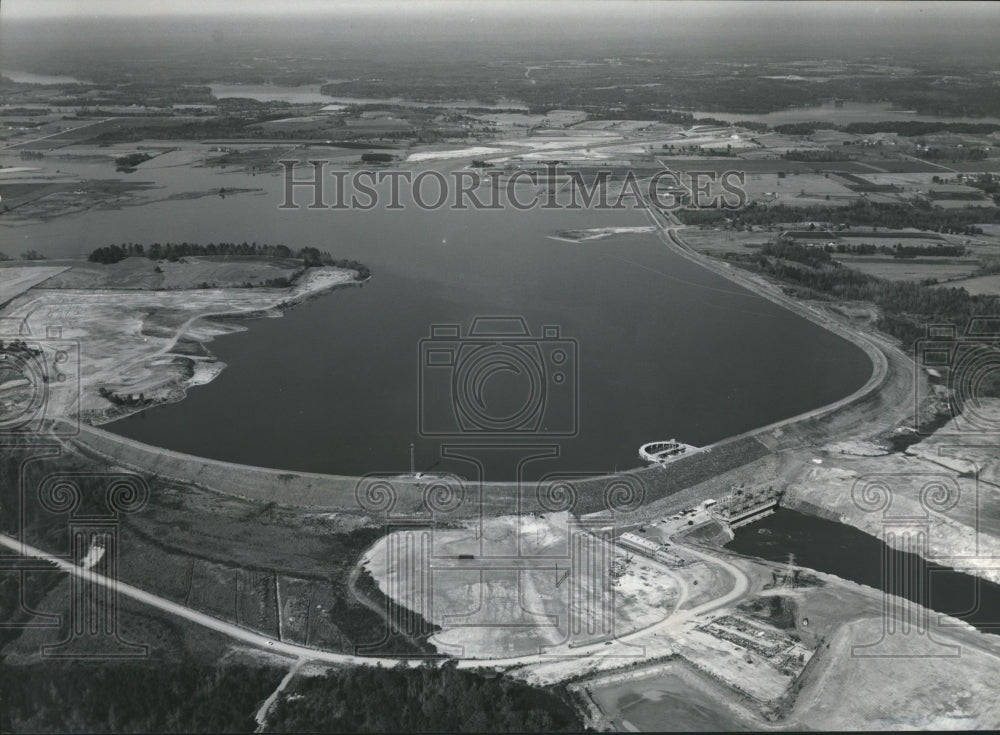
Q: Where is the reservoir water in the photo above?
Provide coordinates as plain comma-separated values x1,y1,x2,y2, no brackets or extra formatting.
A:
727,508,1000,635
4,156,873,480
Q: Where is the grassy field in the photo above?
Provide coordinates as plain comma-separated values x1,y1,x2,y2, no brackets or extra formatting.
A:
12,117,199,151
953,273,1000,295
834,256,981,282
0,177,159,220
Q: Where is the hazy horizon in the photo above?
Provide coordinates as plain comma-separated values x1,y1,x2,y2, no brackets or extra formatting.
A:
3,1,998,67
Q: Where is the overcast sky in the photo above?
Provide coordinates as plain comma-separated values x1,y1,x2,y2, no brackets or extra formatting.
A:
3,0,996,62
4,0,997,25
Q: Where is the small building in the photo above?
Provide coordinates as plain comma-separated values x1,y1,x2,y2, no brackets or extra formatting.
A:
711,484,781,529
618,532,662,557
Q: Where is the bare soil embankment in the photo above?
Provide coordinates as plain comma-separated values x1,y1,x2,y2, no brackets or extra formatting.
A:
791,616,1000,729
1,264,359,426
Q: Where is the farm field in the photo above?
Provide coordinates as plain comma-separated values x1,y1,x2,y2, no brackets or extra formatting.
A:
952,274,1000,295
833,256,981,282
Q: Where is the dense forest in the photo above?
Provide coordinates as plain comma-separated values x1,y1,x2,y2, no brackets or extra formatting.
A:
0,661,283,733
737,245,1000,366
764,240,967,260
677,200,997,234
775,120,1000,137
0,660,587,733
266,663,585,733
316,68,1000,118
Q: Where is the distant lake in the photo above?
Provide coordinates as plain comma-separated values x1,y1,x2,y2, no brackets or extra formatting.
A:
0,69,92,85
208,82,347,105
208,82,528,110
4,156,873,481
686,101,1000,126
318,95,529,111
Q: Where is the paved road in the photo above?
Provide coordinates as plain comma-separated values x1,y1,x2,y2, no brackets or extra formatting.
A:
0,532,415,668
649,214,897,440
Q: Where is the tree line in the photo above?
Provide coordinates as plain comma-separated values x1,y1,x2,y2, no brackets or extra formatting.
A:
87,242,371,278
0,660,282,733
773,121,1000,137
739,247,1000,360
677,199,997,234
828,242,967,258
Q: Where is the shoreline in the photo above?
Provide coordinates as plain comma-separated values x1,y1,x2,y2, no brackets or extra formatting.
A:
645,208,902,449
86,267,367,426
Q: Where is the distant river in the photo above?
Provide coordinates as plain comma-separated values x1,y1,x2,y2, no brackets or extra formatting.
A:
686,101,1000,126
3,158,872,480
208,82,529,110
0,69,93,85
208,82,346,105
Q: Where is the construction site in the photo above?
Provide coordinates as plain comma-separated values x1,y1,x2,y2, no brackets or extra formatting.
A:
711,484,782,529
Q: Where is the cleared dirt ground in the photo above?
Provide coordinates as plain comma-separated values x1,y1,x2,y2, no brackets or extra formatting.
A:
0,264,356,425
783,403,1000,586
791,616,1000,729
362,513,682,659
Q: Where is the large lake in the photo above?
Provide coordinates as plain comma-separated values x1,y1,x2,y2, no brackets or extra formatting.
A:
4,156,873,480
